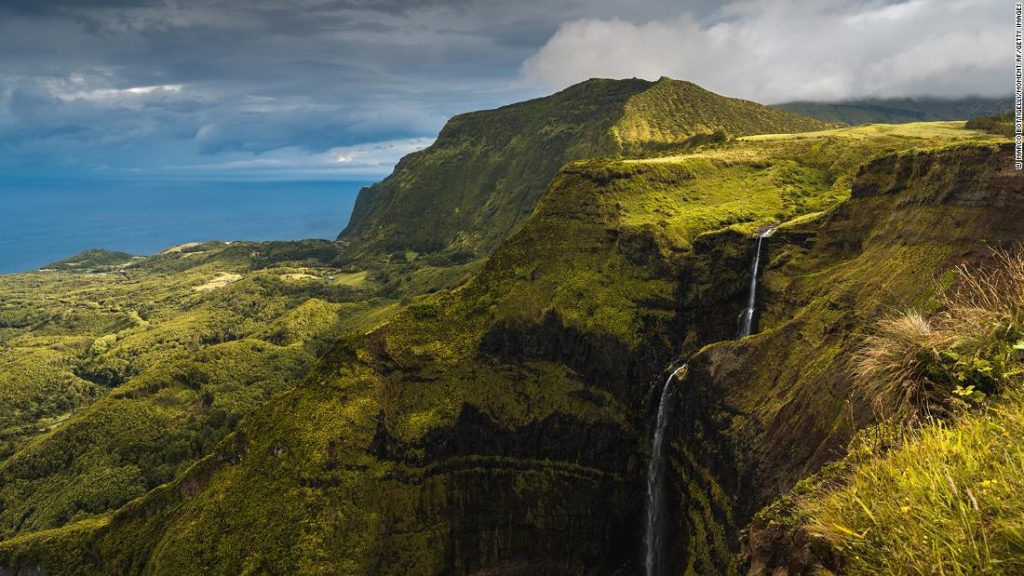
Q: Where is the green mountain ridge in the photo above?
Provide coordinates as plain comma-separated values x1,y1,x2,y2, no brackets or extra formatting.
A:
339,77,832,260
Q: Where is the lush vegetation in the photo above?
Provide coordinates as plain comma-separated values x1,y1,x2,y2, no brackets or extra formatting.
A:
339,76,832,262
0,77,1017,575
0,240,400,540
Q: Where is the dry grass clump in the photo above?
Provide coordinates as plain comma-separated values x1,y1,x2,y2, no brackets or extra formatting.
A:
853,312,954,420
943,247,1024,341
853,246,1024,423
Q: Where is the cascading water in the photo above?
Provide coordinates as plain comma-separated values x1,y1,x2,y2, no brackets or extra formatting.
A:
737,227,776,338
644,228,772,574
644,364,688,576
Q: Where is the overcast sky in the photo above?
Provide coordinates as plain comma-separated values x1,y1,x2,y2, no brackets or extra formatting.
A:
0,0,1009,180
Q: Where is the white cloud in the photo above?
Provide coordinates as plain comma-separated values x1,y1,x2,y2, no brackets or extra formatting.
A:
56,84,185,103
165,137,435,179
522,0,1008,102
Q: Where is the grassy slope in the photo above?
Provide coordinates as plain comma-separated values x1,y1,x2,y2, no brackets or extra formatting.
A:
0,122,1003,575
338,77,831,261
0,241,400,541
803,389,1024,576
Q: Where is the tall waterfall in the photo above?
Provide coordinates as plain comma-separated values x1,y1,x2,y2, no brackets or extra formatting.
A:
737,227,776,338
644,227,772,574
645,364,688,576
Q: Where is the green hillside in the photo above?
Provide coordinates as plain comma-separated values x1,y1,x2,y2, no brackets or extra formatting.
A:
0,241,401,541
339,77,831,261
775,96,1013,125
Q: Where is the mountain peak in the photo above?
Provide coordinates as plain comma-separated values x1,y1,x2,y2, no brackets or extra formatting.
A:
339,78,831,258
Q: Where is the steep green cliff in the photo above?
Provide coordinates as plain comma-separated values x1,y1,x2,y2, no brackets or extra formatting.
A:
676,142,1024,575
0,120,1007,575
339,77,831,260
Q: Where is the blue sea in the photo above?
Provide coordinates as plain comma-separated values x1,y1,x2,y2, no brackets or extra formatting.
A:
0,179,368,274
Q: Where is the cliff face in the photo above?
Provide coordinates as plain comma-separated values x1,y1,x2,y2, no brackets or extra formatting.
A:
671,143,1024,575
338,77,831,260
0,121,1008,575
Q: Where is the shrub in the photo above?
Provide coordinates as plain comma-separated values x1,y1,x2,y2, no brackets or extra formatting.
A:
965,112,1014,138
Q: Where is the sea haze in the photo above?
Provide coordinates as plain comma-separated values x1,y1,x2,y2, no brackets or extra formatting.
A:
0,179,368,274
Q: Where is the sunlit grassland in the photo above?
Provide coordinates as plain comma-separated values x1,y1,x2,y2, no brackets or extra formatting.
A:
0,241,402,538
610,121,1007,246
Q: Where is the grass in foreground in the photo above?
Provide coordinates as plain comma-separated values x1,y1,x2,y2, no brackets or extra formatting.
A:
803,247,1024,575
804,387,1024,575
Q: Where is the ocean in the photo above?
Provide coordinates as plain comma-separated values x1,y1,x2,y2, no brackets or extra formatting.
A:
0,179,368,274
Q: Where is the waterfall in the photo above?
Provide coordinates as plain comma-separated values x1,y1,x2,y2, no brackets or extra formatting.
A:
737,227,776,338
643,227,772,574
645,364,688,576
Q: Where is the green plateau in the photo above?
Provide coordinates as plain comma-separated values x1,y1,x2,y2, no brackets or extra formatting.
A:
0,77,1021,576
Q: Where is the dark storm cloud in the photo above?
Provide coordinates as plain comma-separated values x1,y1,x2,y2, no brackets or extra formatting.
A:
0,0,1006,179
0,0,541,176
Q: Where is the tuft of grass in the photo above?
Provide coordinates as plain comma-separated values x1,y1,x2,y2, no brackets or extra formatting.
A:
852,312,957,422
853,246,1024,423
943,246,1024,337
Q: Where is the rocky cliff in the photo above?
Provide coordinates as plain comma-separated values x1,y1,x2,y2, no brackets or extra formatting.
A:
667,142,1024,575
